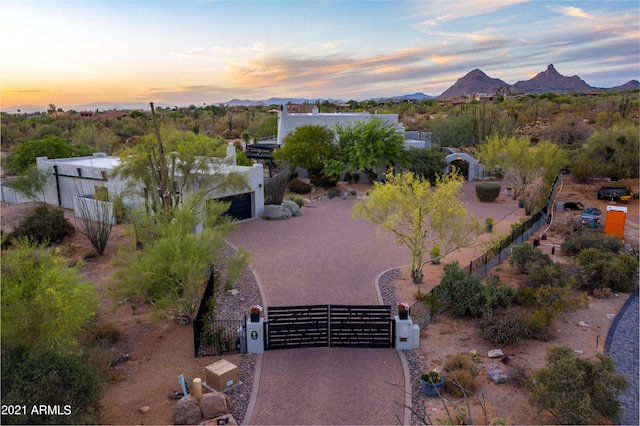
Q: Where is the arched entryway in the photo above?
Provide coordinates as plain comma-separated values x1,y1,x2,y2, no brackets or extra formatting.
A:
445,152,480,181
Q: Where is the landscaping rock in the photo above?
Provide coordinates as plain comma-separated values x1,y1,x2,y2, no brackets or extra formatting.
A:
488,349,504,358
282,200,303,216
173,395,202,425
263,205,292,220
200,392,232,419
487,363,509,384
138,405,150,414
578,321,590,328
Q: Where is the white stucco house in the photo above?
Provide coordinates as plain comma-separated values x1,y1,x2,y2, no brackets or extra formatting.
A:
1,145,265,222
275,105,484,181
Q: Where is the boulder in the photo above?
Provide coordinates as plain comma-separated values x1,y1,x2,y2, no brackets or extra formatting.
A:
487,363,509,384
200,392,231,419
282,200,303,216
199,414,238,425
173,395,202,425
263,204,292,220
488,349,504,358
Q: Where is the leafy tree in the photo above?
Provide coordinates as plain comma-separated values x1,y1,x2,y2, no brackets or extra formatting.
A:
353,171,481,288
527,346,628,424
114,126,248,218
571,123,639,181
6,135,92,174
326,117,408,183
405,147,447,183
1,346,104,425
274,124,337,175
1,238,98,352
475,135,567,203
3,165,51,202
112,197,248,321
429,113,476,148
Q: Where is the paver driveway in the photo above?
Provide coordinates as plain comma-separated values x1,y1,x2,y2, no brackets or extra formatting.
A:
226,182,519,424
227,198,410,424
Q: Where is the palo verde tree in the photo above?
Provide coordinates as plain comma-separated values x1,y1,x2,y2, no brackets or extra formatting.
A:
2,164,51,203
1,237,99,352
353,170,481,290
273,124,337,175
112,196,249,322
325,117,408,182
475,135,567,210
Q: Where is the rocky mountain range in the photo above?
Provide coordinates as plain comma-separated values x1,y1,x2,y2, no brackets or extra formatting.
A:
438,64,639,99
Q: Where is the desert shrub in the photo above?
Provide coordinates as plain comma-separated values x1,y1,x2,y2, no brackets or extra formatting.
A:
444,368,477,397
83,322,123,346
509,243,553,274
9,204,75,245
522,284,588,329
522,261,582,289
1,346,104,425
561,232,624,256
477,309,533,345
310,173,337,189
287,178,312,194
443,354,478,397
592,287,612,298
527,346,629,424
439,262,486,318
443,353,478,375
475,182,501,202
576,248,638,293
327,188,342,199
264,165,291,204
483,277,519,313
288,195,307,207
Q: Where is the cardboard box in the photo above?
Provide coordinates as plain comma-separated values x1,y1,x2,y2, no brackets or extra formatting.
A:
205,359,239,391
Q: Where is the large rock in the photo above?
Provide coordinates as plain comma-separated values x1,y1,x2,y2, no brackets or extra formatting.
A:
487,363,509,384
282,200,303,216
263,204,292,220
173,395,202,425
200,392,231,419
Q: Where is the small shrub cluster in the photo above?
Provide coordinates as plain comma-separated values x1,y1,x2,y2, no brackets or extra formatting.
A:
8,204,75,245
288,196,307,207
443,354,478,397
310,173,337,189
561,232,623,256
576,248,638,293
475,182,501,202
439,262,517,318
509,244,553,274
287,178,312,194
477,308,551,344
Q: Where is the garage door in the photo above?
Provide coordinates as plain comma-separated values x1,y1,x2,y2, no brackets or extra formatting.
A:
220,193,252,220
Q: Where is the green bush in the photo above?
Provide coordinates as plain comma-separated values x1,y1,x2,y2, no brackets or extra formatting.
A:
509,243,553,274
9,204,75,245
1,346,104,425
522,262,581,289
287,178,312,194
483,277,519,312
288,195,307,207
475,182,501,202
527,346,629,424
439,262,486,318
561,232,624,256
576,248,639,293
310,173,337,189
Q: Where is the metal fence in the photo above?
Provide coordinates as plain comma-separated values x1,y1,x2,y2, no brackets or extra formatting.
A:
193,268,246,357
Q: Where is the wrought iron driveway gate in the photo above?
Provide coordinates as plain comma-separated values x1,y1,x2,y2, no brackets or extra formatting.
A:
265,304,394,350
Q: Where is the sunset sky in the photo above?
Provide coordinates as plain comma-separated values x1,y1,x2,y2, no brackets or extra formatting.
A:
1,0,638,110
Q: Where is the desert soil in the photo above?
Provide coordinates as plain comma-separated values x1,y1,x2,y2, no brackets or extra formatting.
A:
0,175,637,425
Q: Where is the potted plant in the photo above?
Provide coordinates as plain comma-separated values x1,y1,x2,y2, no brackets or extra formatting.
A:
250,304,263,322
430,244,441,264
420,370,444,397
518,198,525,208
397,302,410,320
485,217,494,232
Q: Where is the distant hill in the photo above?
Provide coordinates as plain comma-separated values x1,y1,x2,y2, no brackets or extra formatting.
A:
511,64,591,93
439,69,509,100
437,64,636,99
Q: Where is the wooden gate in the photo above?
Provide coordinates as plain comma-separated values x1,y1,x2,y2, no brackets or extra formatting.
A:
265,304,393,350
